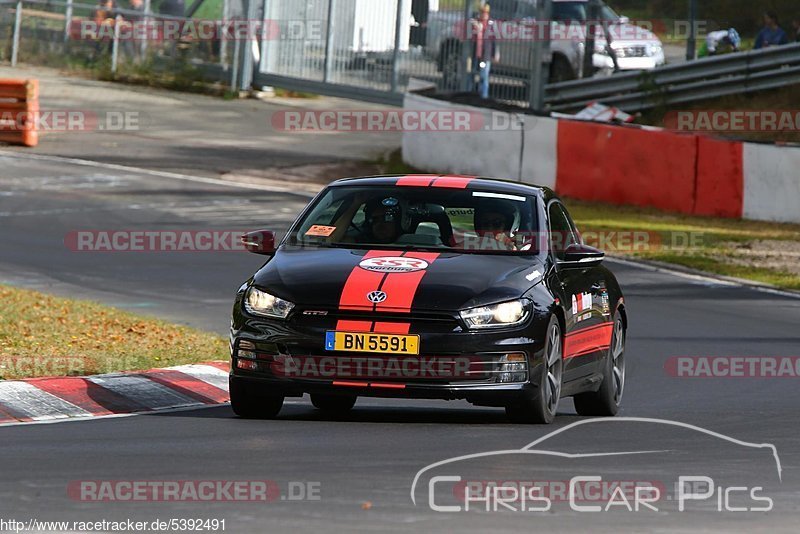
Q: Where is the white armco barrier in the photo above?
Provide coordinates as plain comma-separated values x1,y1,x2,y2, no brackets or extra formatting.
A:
743,143,800,223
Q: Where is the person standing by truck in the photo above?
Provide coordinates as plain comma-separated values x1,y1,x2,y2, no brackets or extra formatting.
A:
471,4,499,99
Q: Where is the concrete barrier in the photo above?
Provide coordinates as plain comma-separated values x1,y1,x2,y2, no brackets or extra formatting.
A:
402,91,800,224
402,93,523,180
743,143,800,223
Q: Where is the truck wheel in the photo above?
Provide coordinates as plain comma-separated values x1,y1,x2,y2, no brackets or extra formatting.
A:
549,55,575,84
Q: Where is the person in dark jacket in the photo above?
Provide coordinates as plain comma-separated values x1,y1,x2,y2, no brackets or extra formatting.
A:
754,11,789,49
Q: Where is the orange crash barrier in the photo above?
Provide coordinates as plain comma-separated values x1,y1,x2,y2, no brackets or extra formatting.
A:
0,79,39,147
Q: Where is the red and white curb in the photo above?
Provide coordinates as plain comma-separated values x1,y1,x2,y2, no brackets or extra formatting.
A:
0,362,230,425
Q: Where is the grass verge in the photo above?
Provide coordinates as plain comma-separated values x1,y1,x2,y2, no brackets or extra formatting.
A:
0,285,227,380
566,199,800,290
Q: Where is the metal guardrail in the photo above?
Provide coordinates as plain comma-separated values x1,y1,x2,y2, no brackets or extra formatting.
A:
545,43,800,113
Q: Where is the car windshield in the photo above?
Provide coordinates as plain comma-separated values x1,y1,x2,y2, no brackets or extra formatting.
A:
286,185,542,255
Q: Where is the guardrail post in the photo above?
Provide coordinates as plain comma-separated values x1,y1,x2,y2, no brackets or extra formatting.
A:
238,0,257,90
582,0,599,78
64,0,73,42
390,0,404,93
140,0,151,58
460,0,471,92
220,0,230,66
686,0,697,60
258,0,269,73
529,0,552,111
11,0,22,66
231,33,241,91
111,15,121,73
323,0,335,82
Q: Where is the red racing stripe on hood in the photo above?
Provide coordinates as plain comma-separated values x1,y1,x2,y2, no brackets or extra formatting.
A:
374,252,440,313
339,250,403,312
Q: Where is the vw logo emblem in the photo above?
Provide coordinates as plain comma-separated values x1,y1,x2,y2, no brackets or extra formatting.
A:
367,290,387,304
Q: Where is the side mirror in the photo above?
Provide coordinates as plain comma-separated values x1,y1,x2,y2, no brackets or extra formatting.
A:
618,16,630,24
241,230,276,255
558,243,604,268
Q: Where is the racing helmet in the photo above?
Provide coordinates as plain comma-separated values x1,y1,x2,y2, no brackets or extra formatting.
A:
364,195,411,233
474,198,520,235
727,28,741,49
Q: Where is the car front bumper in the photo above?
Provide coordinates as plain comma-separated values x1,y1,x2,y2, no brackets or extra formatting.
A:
229,304,551,406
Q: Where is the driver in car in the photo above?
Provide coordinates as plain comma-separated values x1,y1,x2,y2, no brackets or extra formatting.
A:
474,200,525,251
364,197,405,244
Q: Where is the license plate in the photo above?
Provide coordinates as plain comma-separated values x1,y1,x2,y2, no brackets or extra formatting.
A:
325,331,420,355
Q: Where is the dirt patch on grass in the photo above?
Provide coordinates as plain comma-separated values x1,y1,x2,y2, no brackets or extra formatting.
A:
722,240,800,276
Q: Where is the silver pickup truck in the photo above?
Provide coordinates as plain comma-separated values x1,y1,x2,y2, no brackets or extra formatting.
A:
425,0,665,86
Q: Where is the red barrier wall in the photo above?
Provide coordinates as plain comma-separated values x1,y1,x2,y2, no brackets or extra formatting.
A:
556,120,697,214
694,137,744,218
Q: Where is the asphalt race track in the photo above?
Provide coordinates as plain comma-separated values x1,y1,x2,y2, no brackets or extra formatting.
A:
1,152,799,532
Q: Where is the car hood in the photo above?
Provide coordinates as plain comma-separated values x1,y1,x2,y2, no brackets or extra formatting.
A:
251,246,546,312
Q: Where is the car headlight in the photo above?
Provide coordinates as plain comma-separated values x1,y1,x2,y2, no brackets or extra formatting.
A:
459,300,529,330
244,287,295,319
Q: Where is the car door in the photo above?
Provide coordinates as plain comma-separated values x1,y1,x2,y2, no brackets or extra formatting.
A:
547,200,605,381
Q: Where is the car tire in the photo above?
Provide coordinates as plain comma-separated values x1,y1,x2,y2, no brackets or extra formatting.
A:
574,313,625,417
311,394,357,415
506,315,563,424
549,55,575,84
229,378,284,419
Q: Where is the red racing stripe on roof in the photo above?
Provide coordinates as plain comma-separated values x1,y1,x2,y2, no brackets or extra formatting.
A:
396,175,437,187
431,176,476,189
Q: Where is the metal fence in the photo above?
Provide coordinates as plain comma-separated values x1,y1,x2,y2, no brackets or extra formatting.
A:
1,0,237,88
254,0,549,106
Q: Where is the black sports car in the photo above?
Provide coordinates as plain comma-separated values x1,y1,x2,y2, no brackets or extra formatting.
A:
229,175,626,423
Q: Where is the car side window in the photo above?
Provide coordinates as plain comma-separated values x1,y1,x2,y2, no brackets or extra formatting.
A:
548,202,577,260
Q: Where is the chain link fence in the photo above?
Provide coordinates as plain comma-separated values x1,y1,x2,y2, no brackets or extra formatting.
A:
1,0,237,89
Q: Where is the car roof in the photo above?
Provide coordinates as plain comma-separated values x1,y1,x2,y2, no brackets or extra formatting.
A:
330,175,553,199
